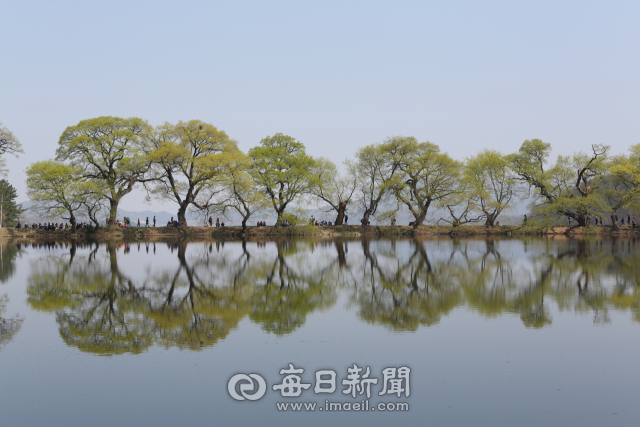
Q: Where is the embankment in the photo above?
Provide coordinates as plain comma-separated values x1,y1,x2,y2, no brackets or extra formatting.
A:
0,224,638,242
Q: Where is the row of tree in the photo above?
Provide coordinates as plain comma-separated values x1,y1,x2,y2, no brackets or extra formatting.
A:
7,116,640,229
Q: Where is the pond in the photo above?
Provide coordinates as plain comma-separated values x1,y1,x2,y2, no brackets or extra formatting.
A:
1,237,639,426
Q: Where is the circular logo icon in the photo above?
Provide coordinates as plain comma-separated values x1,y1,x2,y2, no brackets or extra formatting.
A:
228,373,267,401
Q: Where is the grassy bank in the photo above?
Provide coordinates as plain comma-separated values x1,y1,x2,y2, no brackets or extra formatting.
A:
1,223,639,242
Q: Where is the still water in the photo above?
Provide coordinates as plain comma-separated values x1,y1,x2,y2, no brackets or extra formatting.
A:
1,237,639,426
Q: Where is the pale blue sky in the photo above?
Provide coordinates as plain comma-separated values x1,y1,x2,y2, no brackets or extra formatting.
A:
2,0,638,211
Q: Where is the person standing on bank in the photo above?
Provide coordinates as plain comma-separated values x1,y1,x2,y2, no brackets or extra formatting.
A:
344,214,348,225
153,216,156,227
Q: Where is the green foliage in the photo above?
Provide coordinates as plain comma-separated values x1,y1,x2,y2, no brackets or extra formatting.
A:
280,206,309,227
384,137,461,228
0,180,24,226
600,144,640,223
15,115,640,230
0,121,25,176
212,152,270,229
376,210,398,225
56,116,152,224
146,120,240,224
509,140,609,226
25,160,97,226
308,157,357,224
248,133,316,224
352,139,404,224
463,149,519,226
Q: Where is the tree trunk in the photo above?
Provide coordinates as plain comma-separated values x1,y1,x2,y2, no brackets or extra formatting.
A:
361,209,372,227
275,206,287,226
335,201,346,225
484,214,496,227
611,214,619,229
242,217,247,231
89,209,100,229
177,202,188,226
108,199,118,226
70,212,77,231
412,210,427,229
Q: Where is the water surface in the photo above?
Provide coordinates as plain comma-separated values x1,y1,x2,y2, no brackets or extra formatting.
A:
1,237,639,426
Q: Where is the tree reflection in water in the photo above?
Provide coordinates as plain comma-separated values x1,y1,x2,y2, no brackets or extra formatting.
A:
0,243,25,352
22,237,640,354
26,239,339,354
27,242,156,355
0,294,23,351
345,237,640,330
249,240,337,335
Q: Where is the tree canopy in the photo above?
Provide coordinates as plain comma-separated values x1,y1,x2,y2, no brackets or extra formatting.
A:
26,160,96,229
464,149,519,226
248,133,316,225
146,120,240,225
308,157,357,225
56,116,152,225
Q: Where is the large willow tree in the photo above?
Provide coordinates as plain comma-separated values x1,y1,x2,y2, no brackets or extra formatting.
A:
463,149,520,227
508,139,609,226
56,116,152,225
26,160,96,229
248,133,316,226
146,120,239,225
388,138,460,228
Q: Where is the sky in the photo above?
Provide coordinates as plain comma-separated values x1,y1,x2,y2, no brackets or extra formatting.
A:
1,0,639,212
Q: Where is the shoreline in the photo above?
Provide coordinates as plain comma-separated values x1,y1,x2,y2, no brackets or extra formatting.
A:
1,224,639,242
